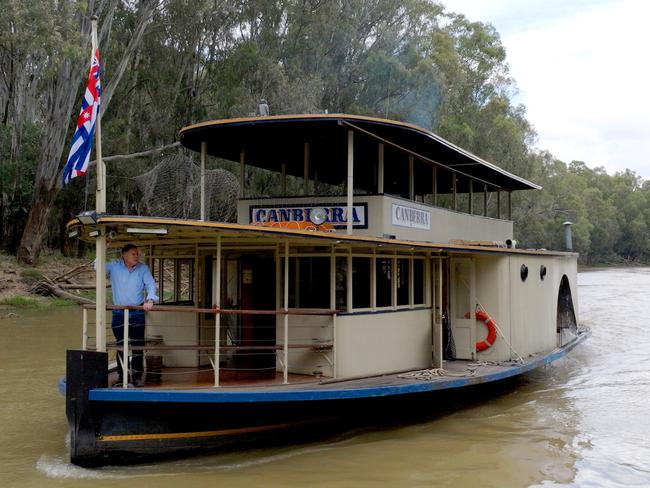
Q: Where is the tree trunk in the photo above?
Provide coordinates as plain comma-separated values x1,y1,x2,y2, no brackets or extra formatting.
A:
17,179,58,264
17,0,154,264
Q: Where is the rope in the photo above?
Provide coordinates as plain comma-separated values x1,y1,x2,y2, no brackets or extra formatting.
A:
398,367,475,380
474,300,525,364
457,275,525,364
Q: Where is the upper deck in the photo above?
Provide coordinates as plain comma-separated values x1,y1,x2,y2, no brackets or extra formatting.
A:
179,114,540,244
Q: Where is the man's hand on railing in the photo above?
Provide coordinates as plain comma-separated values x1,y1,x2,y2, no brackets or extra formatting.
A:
143,300,154,312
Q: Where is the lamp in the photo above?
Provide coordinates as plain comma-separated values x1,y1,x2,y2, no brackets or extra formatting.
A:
77,210,99,225
126,227,168,235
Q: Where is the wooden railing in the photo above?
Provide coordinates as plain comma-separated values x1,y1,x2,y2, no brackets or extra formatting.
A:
82,304,337,388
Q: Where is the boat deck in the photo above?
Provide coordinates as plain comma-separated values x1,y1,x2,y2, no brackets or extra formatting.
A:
81,330,589,403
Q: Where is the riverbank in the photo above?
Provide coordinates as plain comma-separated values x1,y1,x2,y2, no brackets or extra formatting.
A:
0,251,91,311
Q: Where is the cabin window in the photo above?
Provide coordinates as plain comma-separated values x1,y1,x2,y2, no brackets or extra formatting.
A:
335,257,347,311
352,257,371,309
176,259,194,303
396,258,409,306
413,259,425,305
376,257,393,307
152,257,194,305
289,257,330,309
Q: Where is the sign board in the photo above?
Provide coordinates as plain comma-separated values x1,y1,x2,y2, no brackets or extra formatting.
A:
249,202,368,229
391,203,431,230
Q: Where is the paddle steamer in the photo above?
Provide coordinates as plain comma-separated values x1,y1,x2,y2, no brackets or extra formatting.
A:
63,114,588,466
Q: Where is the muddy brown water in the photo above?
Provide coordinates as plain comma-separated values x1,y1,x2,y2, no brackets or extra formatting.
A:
1,268,649,487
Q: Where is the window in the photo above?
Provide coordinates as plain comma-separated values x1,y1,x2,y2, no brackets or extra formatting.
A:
376,258,392,307
413,259,425,305
352,257,371,309
289,257,330,308
335,257,347,311
396,258,409,306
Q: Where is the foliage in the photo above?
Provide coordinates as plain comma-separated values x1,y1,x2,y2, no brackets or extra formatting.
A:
0,296,42,309
1,0,649,264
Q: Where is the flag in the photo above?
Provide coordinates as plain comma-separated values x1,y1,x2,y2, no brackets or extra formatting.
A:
62,48,101,186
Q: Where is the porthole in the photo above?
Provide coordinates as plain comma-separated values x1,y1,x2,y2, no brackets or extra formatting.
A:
540,265,547,280
520,264,529,282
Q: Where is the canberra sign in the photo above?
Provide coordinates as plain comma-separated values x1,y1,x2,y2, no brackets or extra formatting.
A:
249,203,368,229
391,203,431,230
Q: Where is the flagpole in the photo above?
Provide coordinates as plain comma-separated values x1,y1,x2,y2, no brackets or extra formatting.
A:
91,14,107,353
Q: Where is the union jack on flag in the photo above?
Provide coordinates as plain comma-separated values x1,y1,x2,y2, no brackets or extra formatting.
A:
62,48,101,185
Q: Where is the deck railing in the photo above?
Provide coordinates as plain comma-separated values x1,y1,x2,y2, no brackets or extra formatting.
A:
81,304,337,389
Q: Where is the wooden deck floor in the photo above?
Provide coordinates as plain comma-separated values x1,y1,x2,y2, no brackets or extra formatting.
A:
111,368,321,389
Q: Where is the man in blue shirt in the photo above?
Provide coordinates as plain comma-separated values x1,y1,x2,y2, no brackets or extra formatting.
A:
108,243,159,386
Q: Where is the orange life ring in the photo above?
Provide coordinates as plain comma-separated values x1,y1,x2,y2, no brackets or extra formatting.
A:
475,309,497,351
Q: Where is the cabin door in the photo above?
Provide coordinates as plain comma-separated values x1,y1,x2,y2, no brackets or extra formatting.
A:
450,257,477,360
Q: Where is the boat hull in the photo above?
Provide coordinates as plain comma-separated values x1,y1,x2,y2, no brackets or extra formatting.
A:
65,330,589,467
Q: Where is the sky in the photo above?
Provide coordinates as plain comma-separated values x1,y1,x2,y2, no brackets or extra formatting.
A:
440,0,650,179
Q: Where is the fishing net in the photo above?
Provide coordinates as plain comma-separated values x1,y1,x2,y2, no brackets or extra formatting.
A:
133,153,239,222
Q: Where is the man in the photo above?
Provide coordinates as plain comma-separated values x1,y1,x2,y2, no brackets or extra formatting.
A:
107,243,158,386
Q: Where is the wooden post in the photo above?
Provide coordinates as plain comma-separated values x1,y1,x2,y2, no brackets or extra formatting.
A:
508,191,512,220
346,130,354,235
452,173,457,210
497,190,501,219
214,236,221,387
123,308,129,389
332,312,337,379
330,245,337,378
409,156,415,200
91,16,107,353
82,308,88,351
432,166,437,206
483,184,488,217
95,231,106,352
283,241,289,384
92,17,105,214
239,149,245,198
303,142,309,195
346,249,353,312
378,143,384,194
200,141,207,221
469,180,473,215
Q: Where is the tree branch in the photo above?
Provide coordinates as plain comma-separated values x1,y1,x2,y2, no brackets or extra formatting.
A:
87,141,181,168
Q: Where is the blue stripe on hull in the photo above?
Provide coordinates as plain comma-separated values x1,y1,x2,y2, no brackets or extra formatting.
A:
87,331,589,404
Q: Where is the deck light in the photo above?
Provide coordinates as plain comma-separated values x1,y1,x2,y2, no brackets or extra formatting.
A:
68,230,79,238
77,210,99,225
88,230,100,237
126,227,168,235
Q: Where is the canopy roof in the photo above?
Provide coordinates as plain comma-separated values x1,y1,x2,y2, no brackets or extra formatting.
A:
179,114,540,192
67,215,572,256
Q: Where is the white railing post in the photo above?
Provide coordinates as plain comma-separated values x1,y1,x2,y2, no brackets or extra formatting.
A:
82,308,88,350
123,308,129,389
214,236,221,387
283,241,289,384
332,312,337,379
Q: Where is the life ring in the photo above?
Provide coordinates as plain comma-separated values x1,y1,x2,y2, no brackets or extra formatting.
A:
475,309,497,351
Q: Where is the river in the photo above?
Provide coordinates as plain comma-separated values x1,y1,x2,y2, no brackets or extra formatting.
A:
1,267,649,487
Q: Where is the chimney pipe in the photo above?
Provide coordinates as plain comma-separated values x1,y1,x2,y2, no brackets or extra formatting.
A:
563,221,573,251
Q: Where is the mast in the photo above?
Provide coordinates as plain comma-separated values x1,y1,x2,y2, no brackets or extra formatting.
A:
92,15,107,352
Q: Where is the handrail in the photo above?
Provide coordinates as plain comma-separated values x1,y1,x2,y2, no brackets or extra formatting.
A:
82,303,338,316
82,304,337,388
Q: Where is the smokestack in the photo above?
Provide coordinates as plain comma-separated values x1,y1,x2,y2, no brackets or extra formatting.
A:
563,221,573,251
258,99,269,116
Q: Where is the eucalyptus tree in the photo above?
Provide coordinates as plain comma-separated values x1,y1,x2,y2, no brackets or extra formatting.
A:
15,0,156,264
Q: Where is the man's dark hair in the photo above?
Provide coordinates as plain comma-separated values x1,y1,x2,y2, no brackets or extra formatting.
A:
121,243,138,254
